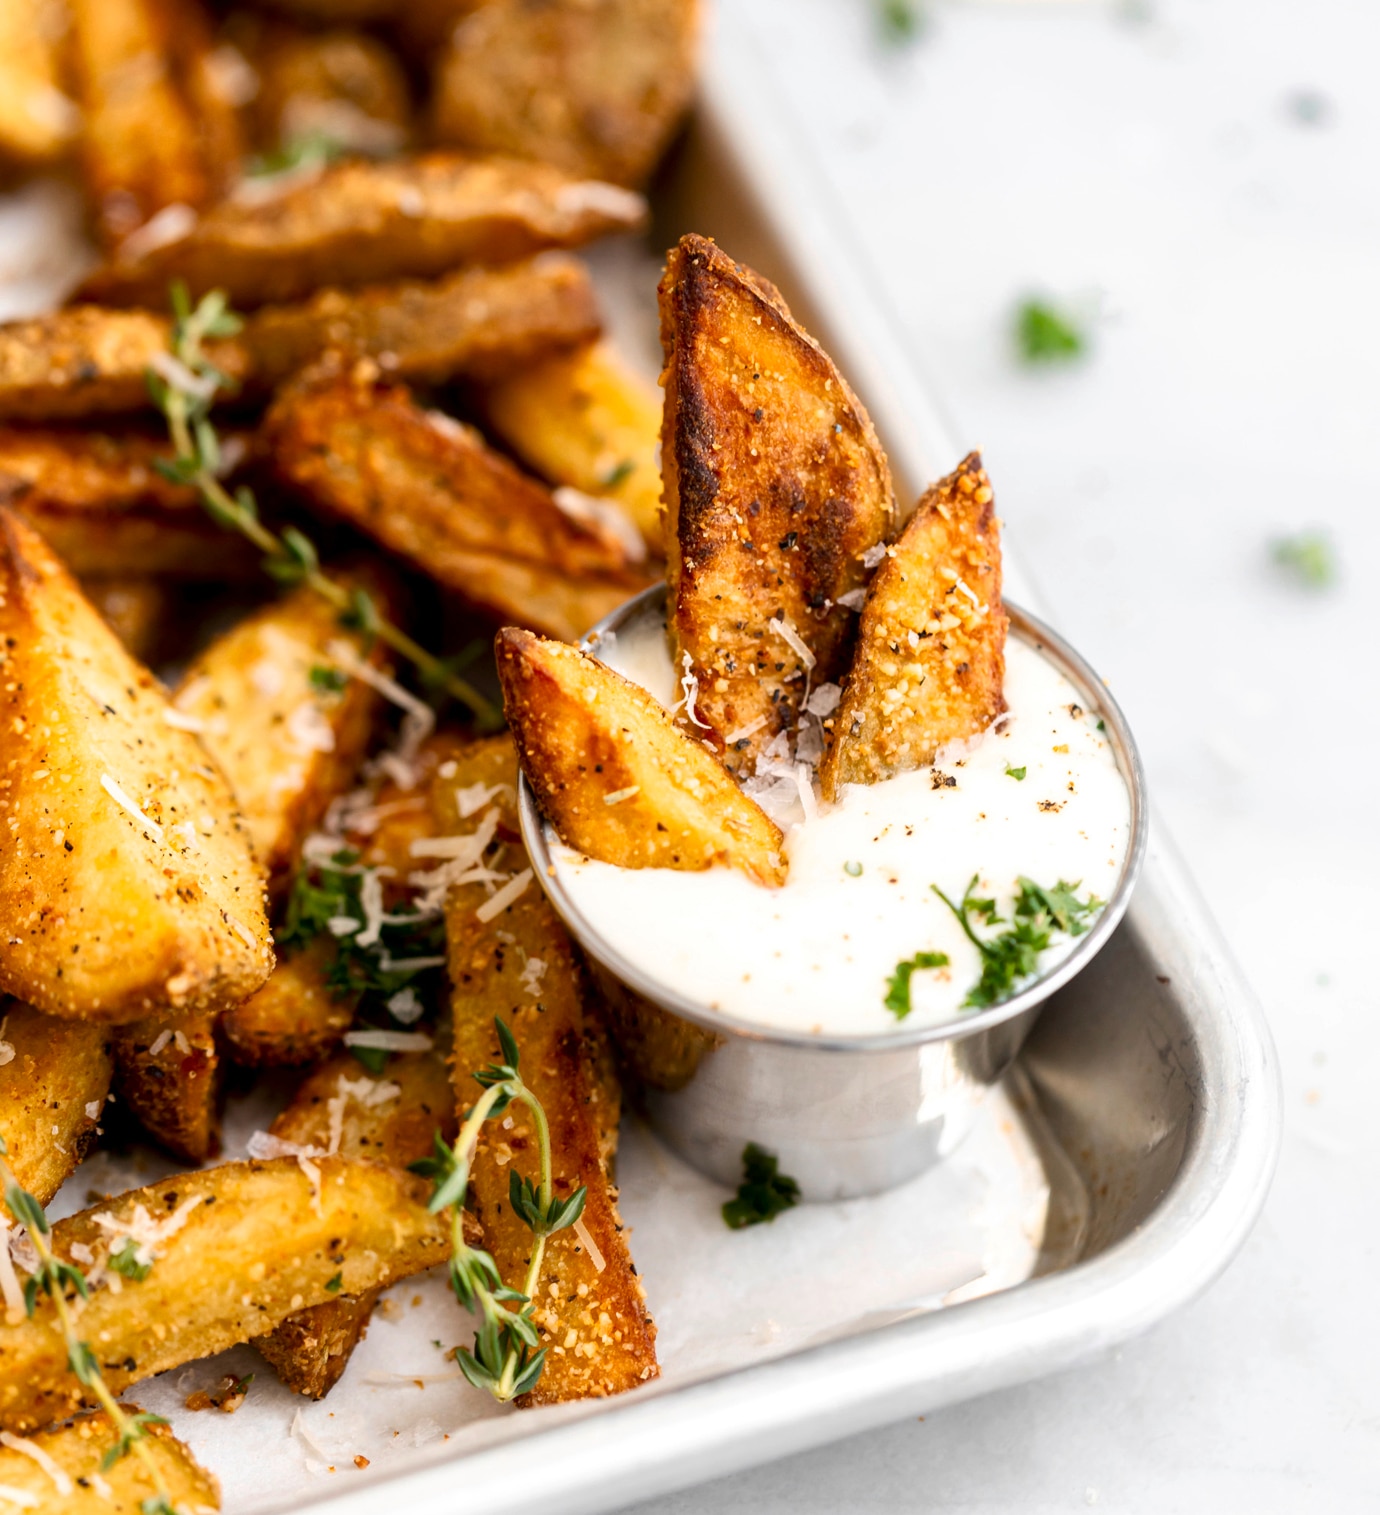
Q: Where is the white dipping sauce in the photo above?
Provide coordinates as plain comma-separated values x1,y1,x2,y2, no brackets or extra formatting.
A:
550,612,1132,1036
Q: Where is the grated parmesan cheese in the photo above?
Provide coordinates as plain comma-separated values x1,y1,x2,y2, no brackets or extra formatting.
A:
0,1483,39,1508
0,1012,11,1068
675,652,711,729
551,486,647,564
327,640,434,763
0,1223,26,1324
92,1195,202,1269
861,542,889,570
342,1029,433,1053
162,707,207,733
386,988,423,1025
768,613,816,671
286,701,336,755
100,774,164,841
836,587,868,611
453,782,510,820
518,957,546,996
805,682,842,717
147,1030,173,1057
572,1216,606,1273
0,1432,73,1496
603,786,640,805
84,1101,101,1121
475,868,533,923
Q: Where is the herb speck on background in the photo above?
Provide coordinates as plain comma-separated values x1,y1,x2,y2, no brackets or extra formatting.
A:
723,1143,801,1229
1014,298,1088,365
1270,529,1336,589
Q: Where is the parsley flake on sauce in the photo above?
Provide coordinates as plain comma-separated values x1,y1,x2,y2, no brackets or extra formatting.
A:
884,952,951,1019
1005,763,1027,781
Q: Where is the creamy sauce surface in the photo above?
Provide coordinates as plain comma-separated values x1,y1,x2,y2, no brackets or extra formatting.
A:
551,613,1132,1035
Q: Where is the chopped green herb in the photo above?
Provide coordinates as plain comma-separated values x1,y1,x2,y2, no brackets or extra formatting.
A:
883,951,951,1019
1014,299,1087,365
600,458,636,489
309,665,348,695
932,874,1104,1008
1005,763,1027,781
246,131,345,180
844,860,864,877
1271,530,1336,588
722,1143,801,1229
877,0,924,44
350,1044,392,1075
325,1272,343,1293
108,1239,152,1282
1096,718,1106,733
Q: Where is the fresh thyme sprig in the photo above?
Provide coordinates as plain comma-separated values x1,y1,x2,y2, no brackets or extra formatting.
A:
147,283,501,730
411,1019,586,1402
932,874,1104,1008
0,1135,182,1515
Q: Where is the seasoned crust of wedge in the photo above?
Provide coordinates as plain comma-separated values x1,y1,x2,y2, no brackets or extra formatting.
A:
111,1008,220,1162
0,1001,114,1215
266,358,649,641
220,939,357,1069
80,152,647,309
659,235,895,775
821,452,1007,800
496,626,785,885
0,511,273,1022
431,0,699,189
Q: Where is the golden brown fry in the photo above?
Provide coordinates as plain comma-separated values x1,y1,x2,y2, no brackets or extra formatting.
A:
256,1039,459,1397
266,359,649,641
478,340,665,553
0,1157,449,1432
111,1010,219,1163
0,511,274,1023
496,626,785,885
171,580,388,892
81,151,647,309
80,577,171,662
68,0,241,246
219,939,356,1069
659,234,895,774
821,452,1008,799
0,1001,113,1215
0,1,79,168
0,1409,221,1512
431,0,699,189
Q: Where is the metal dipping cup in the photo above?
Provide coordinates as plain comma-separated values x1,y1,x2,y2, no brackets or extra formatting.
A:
519,586,1148,1201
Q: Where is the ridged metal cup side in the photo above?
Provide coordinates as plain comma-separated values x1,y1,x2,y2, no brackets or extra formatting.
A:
519,586,1148,1200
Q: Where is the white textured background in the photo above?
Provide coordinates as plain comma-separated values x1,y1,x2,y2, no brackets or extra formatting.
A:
624,1,1380,1510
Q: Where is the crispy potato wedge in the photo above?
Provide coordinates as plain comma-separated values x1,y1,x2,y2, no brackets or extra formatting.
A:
81,577,171,662
111,1009,219,1162
0,1,79,168
220,938,356,1068
659,234,895,775
256,1039,459,1397
0,1157,449,1432
496,626,785,885
0,308,249,424
81,152,647,309
0,1409,220,1512
821,452,1007,799
431,0,699,189
0,511,274,1022
171,580,388,891
0,1001,113,1214
68,0,241,246
478,340,665,553
444,743,657,1402
266,359,649,641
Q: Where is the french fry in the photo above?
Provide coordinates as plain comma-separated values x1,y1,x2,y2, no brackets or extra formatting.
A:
111,1010,219,1163
0,1410,221,1512
0,510,274,1023
659,234,895,774
81,152,647,309
821,452,1007,799
0,0,79,169
0,1001,113,1214
68,0,242,246
219,939,356,1069
0,1157,449,1433
477,340,665,553
255,1040,460,1397
496,626,785,885
431,0,699,189
80,577,171,662
442,736,657,1402
266,358,649,641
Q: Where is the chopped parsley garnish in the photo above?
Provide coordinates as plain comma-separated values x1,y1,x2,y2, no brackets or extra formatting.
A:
1005,763,1027,781
246,131,345,180
722,1143,801,1229
1270,529,1336,588
309,665,348,695
325,1272,343,1293
932,875,1104,1008
883,951,950,1019
1014,299,1087,365
600,458,636,488
877,0,924,44
108,1239,151,1282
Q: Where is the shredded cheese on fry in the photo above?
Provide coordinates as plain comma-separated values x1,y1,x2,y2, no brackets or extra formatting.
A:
100,774,164,840
572,1216,606,1273
162,707,207,733
768,613,816,671
603,786,640,805
676,652,711,729
0,1483,39,1508
341,1029,434,1053
0,1433,72,1496
91,1195,203,1269
475,868,533,923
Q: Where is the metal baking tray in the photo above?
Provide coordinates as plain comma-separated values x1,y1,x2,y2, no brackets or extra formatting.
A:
10,35,1279,1514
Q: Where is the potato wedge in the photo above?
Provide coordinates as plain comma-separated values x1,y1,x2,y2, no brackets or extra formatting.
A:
0,1001,113,1214
0,511,274,1022
219,938,356,1069
171,580,388,892
68,0,241,246
266,359,649,641
256,1039,459,1397
821,452,1007,799
496,626,785,885
431,0,699,189
81,577,171,662
0,1157,449,1432
478,340,665,553
0,1410,220,1512
659,234,895,775
81,152,647,309
111,1010,219,1163
444,743,657,1402
0,1,79,168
